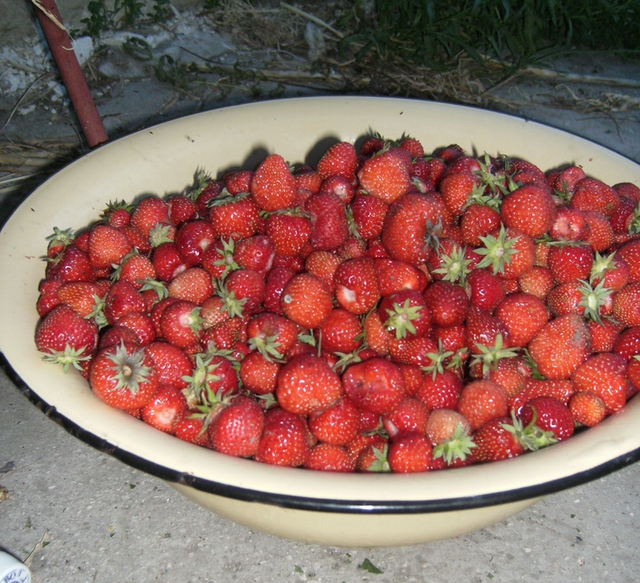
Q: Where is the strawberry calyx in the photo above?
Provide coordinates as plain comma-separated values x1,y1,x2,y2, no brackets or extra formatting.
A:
248,333,285,363
364,445,391,473
474,224,520,275
186,170,213,201
107,342,153,396
501,409,557,452
182,352,224,407
45,226,74,256
432,422,477,465
431,244,472,285
471,334,519,375
86,295,109,329
138,277,169,302
422,341,455,380
148,223,175,248
383,299,423,340
217,282,246,319
212,238,239,279
588,251,615,283
41,344,93,373
577,279,612,324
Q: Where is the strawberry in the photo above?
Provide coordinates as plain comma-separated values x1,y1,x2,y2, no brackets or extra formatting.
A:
349,193,389,241
470,416,524,462
425,408,476,465
130,196,171,239
141,384,188,434
254,408,312,467
474,226,535,280
209,192,262,241
613,326,640,360
246,312,298,360
570,177,621,218
239,350,280,395
166,267,214,306
457,379,508,430
304,444,354,472
374,258,428,296
378,289,431,340
389,336,438,367
264,265,295,315
387,432,433,473
465,268,506,312
56,281,104,320
439,171,480,217
460,203,501,247
382,396,429,438
588,317,624,353
547,244,593,284
281,272,333,328
358,148,412,204
35,304,99,372
250,153,297,212
276,354,343,415
550,165,585,197
517,266,555,300
116,311,156,346
264,210,312,257
194,178,224,217
417,368,462,410
209,395,265,458
36,279,63,317
626,356,640,392
144,341,192,389
615,239,640,283
381,192,445,266
527,313,591,379
305,191,349,251
167,194,198,225
174,219,216,266
500,184,556,238
89,342,159,410
494,292,549,347
569,391,607,427
45,244,96,283
548,206,590,242
317,141,358,181
571,352,629,414
342,357,405,415
115,252,156,290
518,396,574,441
612,282,640,327
590,252,630,292
509,378,576,413
583,210,614,252
222,268,266,317
318,308,363,354
363,310,392,356
159,300,203,349
423,280,468,327
307,398,360,446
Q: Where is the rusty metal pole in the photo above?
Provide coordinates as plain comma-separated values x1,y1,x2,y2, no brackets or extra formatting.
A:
31,0,109,148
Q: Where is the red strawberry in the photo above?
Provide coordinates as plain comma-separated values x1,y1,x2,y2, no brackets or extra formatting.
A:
305,191,349,251
167,267,214,305
500,184,556,238
265,211,312,257
317,141,358,181
141,385,188,434
276,354,343,415
439,172,480,217
167,194,198,225
115,252,156,290
517,266,555,300
547,244,594,284
571,352,629,414
474,226,535,280
349,193,389,241
55,281,104,320
378,289,431,340
616,239,640,283
250,154,297,212
116,311,156,346
174,411,210,447
209,192,262,241
570,177,620,218
613,326,640,360
304,444,354,472
457,379,508,431
239,350,280,395
423,280,468,327
45,244,96,283
35,304,99,372
246,312,298,360
222,269,266,317
389,336,438,367
550,165,586,197
465,268,506,312
307,398,360,446
374,258,428,296
89,342,159,410
494,293,549,347
387,432,433,473
583,210,614,252
263,265,295,315
342,357,405,415
460,203,501,247
612,282,640,327
319,308,363,354
159,300,203,349
569,391,607,427
381,192,445,266
528,313,591,380
224,169,253,195
254,408,312,467
548,206,590,242
209,395,265,458
281,272,333,328
103,280,147,326
151,242,187,282
174,219,216,266
470,417,524,462
519,396,574,441
358,149,412,204
382,396,429,438
130,196,171,239
363,310,393,356
144,341,192,390
425,408,474,465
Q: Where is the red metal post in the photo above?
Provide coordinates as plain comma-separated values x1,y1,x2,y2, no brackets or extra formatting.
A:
32,0,109,147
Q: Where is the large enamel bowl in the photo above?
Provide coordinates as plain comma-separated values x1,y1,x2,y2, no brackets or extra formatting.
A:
1,97,639,547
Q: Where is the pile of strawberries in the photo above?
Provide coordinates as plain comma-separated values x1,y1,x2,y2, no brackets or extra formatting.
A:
34,134,640,473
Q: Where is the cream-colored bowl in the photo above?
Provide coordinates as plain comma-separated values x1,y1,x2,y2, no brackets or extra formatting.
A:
1,97,639,547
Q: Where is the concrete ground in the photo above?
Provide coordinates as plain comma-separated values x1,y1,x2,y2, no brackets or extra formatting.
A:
1,7,640,582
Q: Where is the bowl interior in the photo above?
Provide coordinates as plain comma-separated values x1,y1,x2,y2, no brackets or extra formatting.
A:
2,96,640,510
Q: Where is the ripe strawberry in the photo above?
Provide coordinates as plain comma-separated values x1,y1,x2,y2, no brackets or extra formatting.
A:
547,244,594,284
528,313,591,380
517,266,555,300
423,280,468,327
425,408,476,465
304,444,354,472
612,282,640,327
358,148,412,204
494,292,549,347
254,408,312,467
250,153,297,212
36,279,63,317
465,268,506,312
116,311,156,346
144,341,192,390
209,192,262,241
382,396,429,438
349,193,389,241
152,242,188,283
615,239,640,283
378,289,431,340
569,391,607,427
193,177,224,217
583,210,614,252
130,196,171,239
460,203,501,247
45,244,96,283
89,342,159,410
342,357,405,415
209,395,265,458
167,194,198,225
173,219,216,266
519,396,574,441
474,226,535,280
389,336,438,367
571,352,629,414
246,312,298,360
318,308,363,354
354,438,390,472
239,350,280,395
222,269,266,317
470,417,524,462
387,432,433,473
167,267,214,305
159,300,203,349
550,165,586,197
305,191,349,251
570,177,621,218
381,192,445,266
548,206,590,242
276,354,343,415
141,384,188,434
263,265,295,315
223,169,253,195
500,184,556,238
374,258,428,296
439,171,480,217
363,309,392,356
626,356,640,392
457,379,508,430
613,326,640,360
281,272,333,328
35,304,99,372
307,398,360,446
316,141,358,181
114,252,156,290
265,210,312,257
55,281,104,320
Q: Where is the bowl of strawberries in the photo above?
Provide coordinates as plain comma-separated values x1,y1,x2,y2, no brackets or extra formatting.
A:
2,96,640,547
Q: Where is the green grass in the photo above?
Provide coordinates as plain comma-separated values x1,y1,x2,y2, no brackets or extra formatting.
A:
338,0,640,73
